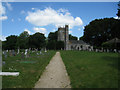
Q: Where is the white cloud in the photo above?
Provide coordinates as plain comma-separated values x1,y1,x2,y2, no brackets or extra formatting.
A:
6,2,12,11
82,26,85,29
26,7,83,29
0,2,8,21
24,28,32,34
0,16,8,20
0,35,6,41
0,2,6,15
33,27,47,35
114,16,119,19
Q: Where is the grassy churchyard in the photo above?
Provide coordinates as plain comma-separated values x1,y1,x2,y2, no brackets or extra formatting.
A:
61,51,119,88
2,50,119,88
2,50,56,88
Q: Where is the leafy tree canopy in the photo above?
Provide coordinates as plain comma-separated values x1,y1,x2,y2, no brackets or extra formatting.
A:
82,18,120,47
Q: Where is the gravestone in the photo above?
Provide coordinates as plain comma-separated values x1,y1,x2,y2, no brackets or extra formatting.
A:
113,49,117,53
0,72,19,76
107,49,109,52
25,49,29,58
29,48,31,51
4,51,7,58
9,50,12,56
2,61,5,65
45,48,47,52
103,49,106,52
37,52,39,55
40,51,42,54
17,49,20,54
95,49,98,52
12,50,15,56
21,52,24,59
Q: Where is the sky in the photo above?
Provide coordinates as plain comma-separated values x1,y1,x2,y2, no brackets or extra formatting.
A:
0,1,118,41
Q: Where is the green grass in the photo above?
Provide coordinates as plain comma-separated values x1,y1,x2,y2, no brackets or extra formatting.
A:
60,51,119,88
2,50,56,88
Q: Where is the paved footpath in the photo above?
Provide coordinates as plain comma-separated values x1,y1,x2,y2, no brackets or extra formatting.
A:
34,52,71,88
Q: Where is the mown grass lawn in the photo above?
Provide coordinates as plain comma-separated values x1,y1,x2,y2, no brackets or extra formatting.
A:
2,50,56,88
60,51,119,88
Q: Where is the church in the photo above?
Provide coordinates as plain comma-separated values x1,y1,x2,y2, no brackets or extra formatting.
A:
57,25,93,50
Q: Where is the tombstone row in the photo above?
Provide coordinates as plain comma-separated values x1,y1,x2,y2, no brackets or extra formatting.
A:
3,48,47,58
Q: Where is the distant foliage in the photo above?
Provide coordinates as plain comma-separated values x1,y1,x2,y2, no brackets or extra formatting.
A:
69,34,78,40
116,1,120,18
17,31,29,49
3,35,18,50
28,32,46,50
2,31,46,50
82,18,120,47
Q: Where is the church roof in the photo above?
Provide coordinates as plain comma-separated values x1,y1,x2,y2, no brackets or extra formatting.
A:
106,38,120,43
69,40,89,45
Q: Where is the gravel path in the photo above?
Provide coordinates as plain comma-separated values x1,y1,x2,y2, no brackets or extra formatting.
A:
34,52,71,88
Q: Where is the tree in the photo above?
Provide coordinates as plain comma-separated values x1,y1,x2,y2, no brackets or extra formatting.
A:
69,34,78,40
56,41,64,50
47,31,58,50
116,1,120,18
28,32,46,49
4,35,18,50
48,31,58,42
82,18,120,47
17,31,29,49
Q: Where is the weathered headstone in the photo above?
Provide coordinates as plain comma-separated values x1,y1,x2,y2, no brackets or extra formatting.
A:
0,72,19,76
103,49,106,52
25,49,27,55
12,50,15,56
29,48,31,51
21,52,24,59
2,61,5,65
95,49,98,52
25,49,29,58
113,49,117,53
6,50,8,52
9,50,12,56
4,51,7,58
40,51,42,55
37,52,39,55
17,49,20,54
107,49,109,52
45,48,47,52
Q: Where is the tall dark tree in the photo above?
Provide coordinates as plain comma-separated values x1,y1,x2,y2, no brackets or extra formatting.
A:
82,18,120,47
47,31,58,50
48,31,58,42
4,35,18,50
116,1,120,18
17,31,29,49
28,32,46,49
56,41,64,50
69,34,78,40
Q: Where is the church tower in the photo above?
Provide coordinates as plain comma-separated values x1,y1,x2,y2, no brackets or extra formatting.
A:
57,25,69,50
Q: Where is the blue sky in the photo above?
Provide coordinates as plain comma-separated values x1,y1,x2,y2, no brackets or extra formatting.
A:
1,2,118,40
